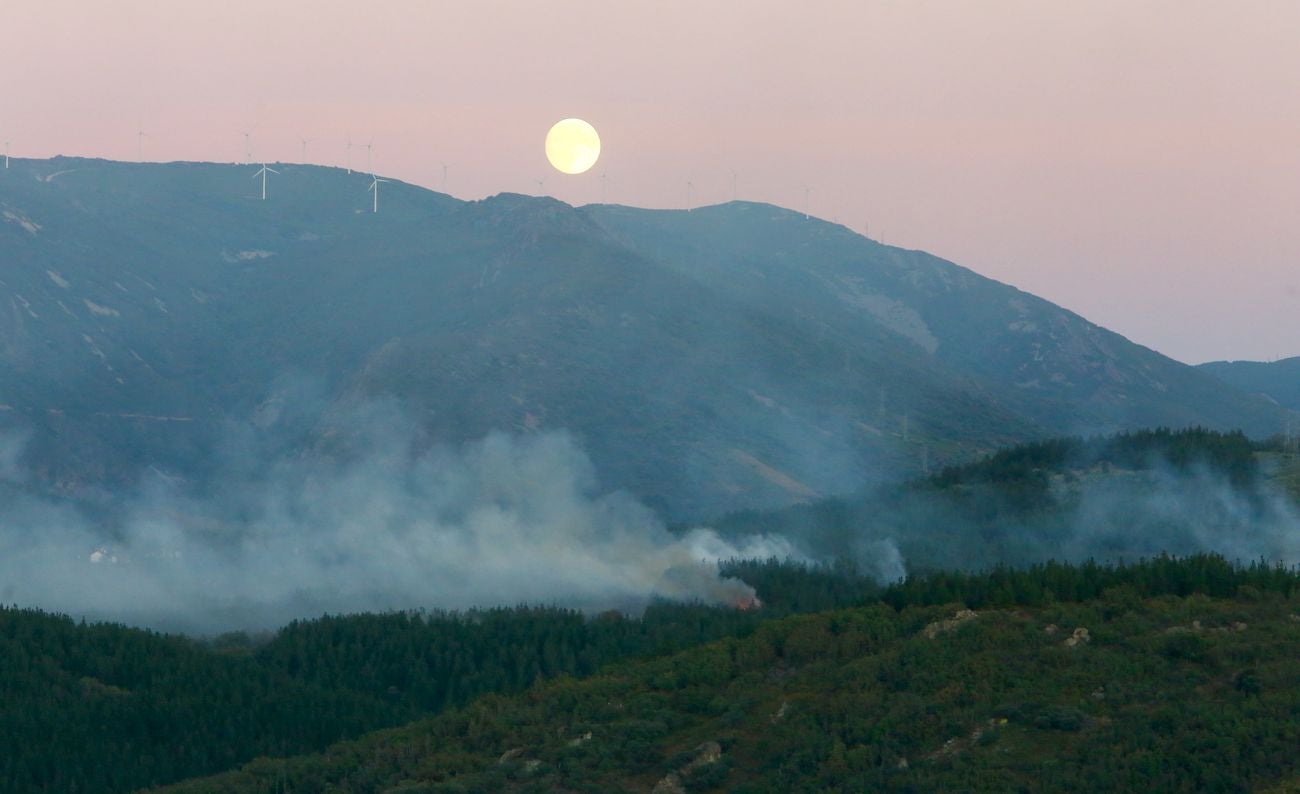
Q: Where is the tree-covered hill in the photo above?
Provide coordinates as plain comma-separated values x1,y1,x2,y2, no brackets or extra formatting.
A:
0,607,408,792
156,555,1300,793
0,560,878,794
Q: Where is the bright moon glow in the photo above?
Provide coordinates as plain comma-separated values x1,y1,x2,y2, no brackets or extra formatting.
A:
545,118,601,175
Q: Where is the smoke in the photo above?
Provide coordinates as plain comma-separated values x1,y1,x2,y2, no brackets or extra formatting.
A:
0,428,29,483
733,442,1300,579
1057,462,1300,565
873,459,1300,574
0,418,800,634
854,537,907,584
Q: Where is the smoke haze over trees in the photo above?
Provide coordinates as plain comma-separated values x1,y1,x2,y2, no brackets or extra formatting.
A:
0,412,797,633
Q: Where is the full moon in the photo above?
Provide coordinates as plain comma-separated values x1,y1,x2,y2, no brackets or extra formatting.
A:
545,118,601,175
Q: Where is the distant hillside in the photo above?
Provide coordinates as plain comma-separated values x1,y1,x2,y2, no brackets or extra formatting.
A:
1199,356,1300,412
157,556,1300,793
0,157,1291,519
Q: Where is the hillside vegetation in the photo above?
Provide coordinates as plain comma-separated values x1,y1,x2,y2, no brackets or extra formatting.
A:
0,562,876,794
159,555,1300,793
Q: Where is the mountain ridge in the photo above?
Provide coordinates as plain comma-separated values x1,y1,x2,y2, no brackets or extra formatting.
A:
1198,356,1300,413
0,157,1292,518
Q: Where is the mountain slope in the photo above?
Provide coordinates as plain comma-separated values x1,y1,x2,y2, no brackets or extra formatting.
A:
156,557,1300,793
0,157,1289,519
589,202,1290,438
1199,356,1300,412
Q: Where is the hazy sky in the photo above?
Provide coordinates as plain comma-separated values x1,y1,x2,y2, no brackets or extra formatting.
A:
3,1,1297,363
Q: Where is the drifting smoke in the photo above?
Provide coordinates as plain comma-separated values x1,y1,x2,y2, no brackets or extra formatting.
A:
0,420,800,634
0,429,28,483
1056,462,1300,565
854,537,907,584
824,458,1300,576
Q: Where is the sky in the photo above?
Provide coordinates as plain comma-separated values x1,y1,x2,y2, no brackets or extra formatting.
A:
2,0,1297,364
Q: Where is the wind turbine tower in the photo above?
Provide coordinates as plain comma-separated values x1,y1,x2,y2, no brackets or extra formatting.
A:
686,180,694,210
368,173,390,213
365,142,373,174
3,140,8,170
137,125,148,162
252,163,279,200
346,138,353,174
242,132,252,164
300,138,312,162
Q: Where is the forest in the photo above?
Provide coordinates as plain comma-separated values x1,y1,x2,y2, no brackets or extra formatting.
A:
160,553,1300,793
0,559,877,793
7,551,1300,792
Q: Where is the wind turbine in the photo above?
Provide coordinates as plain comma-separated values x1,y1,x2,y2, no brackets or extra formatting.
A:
365,141,373,174
368,173,389,213
534,177,546,195
3,140,8,170
252,163,279,200
346,137,353,173
300,138,312,162
441,163,448,192
242,132,252,164
686,180,694,210
137,123,148,161
729,169,737,201
801,183,811,219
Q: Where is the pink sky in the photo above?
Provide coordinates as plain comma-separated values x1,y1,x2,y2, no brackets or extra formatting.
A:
3,0,1298,364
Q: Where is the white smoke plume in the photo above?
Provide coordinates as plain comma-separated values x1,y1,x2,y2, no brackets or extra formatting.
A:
0,423,800,633
1058,461,1300,565
854,537,907,584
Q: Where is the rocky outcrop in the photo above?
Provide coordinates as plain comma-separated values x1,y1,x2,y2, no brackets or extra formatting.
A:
924,609,978,639
652,741,723,793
